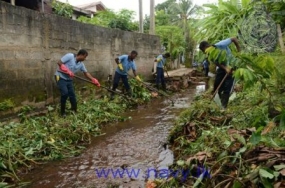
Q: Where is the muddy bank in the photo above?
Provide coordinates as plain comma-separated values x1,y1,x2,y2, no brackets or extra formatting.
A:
20,86,204,188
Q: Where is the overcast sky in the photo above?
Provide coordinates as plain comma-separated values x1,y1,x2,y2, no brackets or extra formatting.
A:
59,0,217,20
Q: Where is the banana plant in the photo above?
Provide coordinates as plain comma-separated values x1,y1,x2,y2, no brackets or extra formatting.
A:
195,0,253,42
233,53,275,92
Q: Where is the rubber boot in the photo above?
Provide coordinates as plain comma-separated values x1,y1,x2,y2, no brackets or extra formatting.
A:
162,83,167,91
70,102,77,113
221,93,230,109
61,102,66,117
156,84,160,90
110,87,116,100
110,92,115,100
126,89,132,97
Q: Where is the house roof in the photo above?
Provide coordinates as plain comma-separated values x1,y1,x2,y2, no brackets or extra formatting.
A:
75,1,106,12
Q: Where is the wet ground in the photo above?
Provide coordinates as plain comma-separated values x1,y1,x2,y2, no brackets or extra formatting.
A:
21,85,205,188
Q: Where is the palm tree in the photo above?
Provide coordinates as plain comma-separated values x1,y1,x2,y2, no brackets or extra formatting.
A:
169,0,202,67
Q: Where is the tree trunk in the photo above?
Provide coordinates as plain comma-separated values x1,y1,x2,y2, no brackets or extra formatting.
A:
277,24,285,53
183,18,192,68
177,54,181,69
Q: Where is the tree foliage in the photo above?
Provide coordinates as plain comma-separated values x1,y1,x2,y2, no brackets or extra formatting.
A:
156,25,185,59
143,15,150,32
155,10,171,26
108,9,138,31
77,9,137,31
144,10,173,33
51,0,73,18
155,0,176,12
154,0,202,67
77,9,116,27
261,0,285,28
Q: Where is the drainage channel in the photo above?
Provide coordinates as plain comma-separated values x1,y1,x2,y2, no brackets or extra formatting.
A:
20,85,204,188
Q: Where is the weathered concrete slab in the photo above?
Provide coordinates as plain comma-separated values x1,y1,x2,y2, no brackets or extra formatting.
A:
165,68,194,77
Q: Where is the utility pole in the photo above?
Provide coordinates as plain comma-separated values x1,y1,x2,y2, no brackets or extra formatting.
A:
149,0,155,35
42,0,44,12
139,0,144,33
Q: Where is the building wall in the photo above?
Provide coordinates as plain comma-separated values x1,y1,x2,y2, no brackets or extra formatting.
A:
0,1,160,113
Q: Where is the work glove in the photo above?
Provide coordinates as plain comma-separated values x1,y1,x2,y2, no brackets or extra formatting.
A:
135,75,141,82
91,78,100,87
60,64,74,77
118,63,124,71
163,66,167,71
55,75,60,82
156,58,162,62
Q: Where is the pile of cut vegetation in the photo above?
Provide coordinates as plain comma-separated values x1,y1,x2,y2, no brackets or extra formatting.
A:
148,79,285,188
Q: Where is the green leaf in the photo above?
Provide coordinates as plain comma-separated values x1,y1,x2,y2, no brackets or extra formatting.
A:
0,182,9,187
223,140,231,148
269,138,280,148
234,134,246,145
273,171,280,178
193,173,204,187
177,160,185,166
217,150,228,160
0,161,7,169
249,132,261,145
233,180,242,188
259,168,274,179
256,126,264,133
274,165,285,171
280,110,285,130
47,106,54,111
238,146,247,153
260,177,274,188
245,168,259,180
25,148,34,156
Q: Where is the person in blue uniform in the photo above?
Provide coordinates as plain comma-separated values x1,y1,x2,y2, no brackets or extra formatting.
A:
54,49,100,117
155,52,170,90
202,59,209,77
199,38,240,108
110,50,141,99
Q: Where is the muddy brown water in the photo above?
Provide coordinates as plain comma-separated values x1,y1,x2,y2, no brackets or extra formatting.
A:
20,86,205,188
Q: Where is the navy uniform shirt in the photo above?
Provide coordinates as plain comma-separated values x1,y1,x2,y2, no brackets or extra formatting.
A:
55,53,87,80
116,55,137,75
